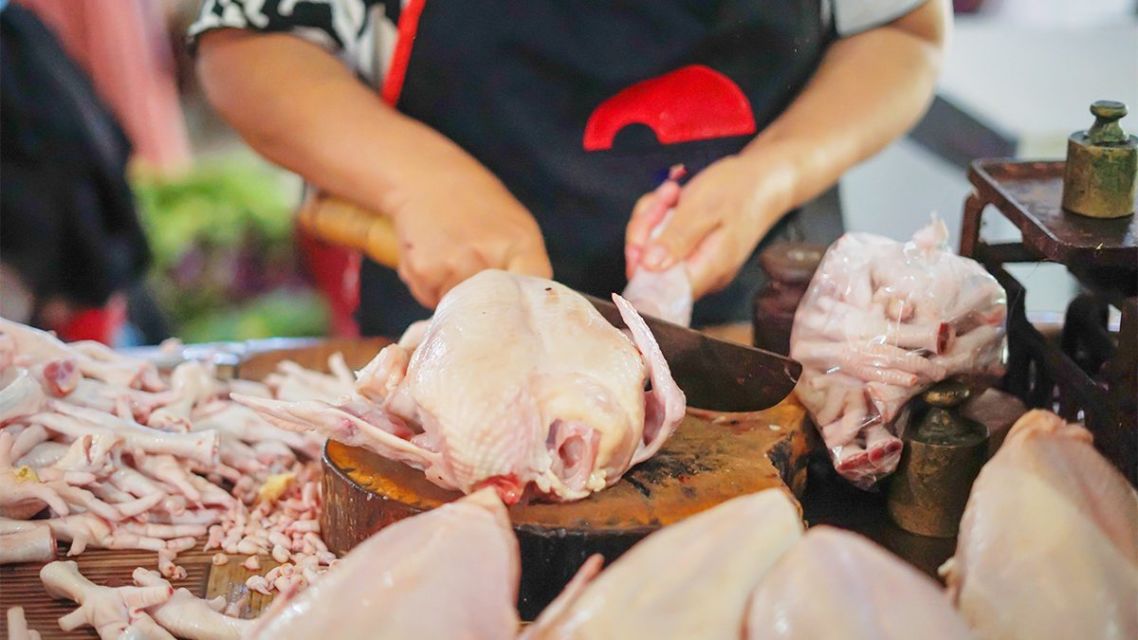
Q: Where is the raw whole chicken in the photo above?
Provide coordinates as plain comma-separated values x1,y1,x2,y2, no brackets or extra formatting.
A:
745,526,973,639
942,410,1138,640
247,488,520,640
790,218,1007,487
523,489,803,639
237,269,686,503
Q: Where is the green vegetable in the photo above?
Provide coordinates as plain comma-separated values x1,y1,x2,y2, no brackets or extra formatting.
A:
131,154,330,341
132,155,296,269
177,289,329,343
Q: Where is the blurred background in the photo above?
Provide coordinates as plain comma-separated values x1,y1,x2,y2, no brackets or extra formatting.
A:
1,0,1136,346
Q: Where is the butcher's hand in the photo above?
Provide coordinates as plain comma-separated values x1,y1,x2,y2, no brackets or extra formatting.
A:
195,30,550,310
390,163,552,308
626,154,794,298
626,0,949,298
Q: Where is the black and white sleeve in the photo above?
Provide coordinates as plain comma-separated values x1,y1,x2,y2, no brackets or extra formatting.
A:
188,0,397,81
828,0,928,36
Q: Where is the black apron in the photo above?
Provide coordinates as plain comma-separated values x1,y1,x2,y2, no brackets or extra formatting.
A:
358,0,843,335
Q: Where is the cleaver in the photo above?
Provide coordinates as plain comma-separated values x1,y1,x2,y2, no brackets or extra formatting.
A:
296,195,801,412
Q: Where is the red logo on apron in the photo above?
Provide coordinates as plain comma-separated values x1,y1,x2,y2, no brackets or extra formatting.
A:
583,64,756,151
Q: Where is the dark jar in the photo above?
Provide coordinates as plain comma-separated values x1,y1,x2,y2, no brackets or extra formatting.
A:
752,242,826,355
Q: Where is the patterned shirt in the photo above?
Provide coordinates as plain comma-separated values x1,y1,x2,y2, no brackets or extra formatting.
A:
189,0,925,91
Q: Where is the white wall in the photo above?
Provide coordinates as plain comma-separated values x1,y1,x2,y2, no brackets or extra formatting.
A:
840,8,1138,316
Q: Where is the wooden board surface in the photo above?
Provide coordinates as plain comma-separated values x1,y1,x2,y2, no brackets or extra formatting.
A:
0,549,272,639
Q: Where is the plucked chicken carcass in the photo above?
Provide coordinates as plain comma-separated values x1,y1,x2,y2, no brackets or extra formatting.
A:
942,410,1138,640
745,526,973,639
237,269,686,503
523,489,803,639
247,488,520,640
791,218,1006,487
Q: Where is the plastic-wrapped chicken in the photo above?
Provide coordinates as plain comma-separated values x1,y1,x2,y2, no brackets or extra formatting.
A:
790,218,1007,488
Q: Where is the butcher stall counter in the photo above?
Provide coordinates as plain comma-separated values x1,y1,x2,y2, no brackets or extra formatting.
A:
0,326,986,635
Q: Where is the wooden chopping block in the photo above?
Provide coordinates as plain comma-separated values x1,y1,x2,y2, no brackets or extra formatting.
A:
322,399,810,620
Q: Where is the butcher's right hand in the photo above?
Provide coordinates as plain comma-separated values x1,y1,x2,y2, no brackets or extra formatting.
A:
388,164,552,308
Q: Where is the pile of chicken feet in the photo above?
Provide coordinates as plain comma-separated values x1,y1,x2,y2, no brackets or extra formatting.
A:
0,318,354,639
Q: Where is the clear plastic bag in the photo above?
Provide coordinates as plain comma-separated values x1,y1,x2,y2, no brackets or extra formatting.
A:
789,217,1008,488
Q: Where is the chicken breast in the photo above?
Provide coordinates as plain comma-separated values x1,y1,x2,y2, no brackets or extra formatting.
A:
247,488,519,640
943,410,1138,640
745,527,972,639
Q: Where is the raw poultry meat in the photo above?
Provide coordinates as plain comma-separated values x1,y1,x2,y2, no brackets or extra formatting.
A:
39,560,175,639
247,488,520,640
237,269,686,503
0,368,46,423
6,606,42,640
0,520,55,564
745,526,972,639
942,410,1138,640
621,164,694,327
0,318,163,390
523,489,803,639
131,568,254,640
790,218,1006,487
0,316,353,636
263,355,355,403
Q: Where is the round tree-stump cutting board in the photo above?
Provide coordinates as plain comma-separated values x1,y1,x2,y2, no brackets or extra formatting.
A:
322,399,810,619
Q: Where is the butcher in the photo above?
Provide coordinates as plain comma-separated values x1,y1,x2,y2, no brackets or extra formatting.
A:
191,0,948,336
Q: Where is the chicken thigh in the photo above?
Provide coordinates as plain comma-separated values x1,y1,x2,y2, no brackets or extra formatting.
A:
523,489,803,639
237,269,685,503
942,410,1138,640
247,488,519,640
745,527,972,639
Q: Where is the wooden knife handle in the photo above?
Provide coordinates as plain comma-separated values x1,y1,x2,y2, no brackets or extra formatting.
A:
297,194,401,269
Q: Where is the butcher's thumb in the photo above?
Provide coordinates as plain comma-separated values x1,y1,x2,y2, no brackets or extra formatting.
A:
641,208,715,273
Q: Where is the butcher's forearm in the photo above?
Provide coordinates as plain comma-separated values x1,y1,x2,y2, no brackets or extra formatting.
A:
742,0,950,215
195,30,477,217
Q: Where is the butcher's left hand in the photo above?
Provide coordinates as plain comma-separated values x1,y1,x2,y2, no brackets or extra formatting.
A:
626,154,796,298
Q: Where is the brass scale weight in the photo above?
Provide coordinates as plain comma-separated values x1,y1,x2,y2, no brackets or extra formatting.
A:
1061,100,1137,219
886,380,989,538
